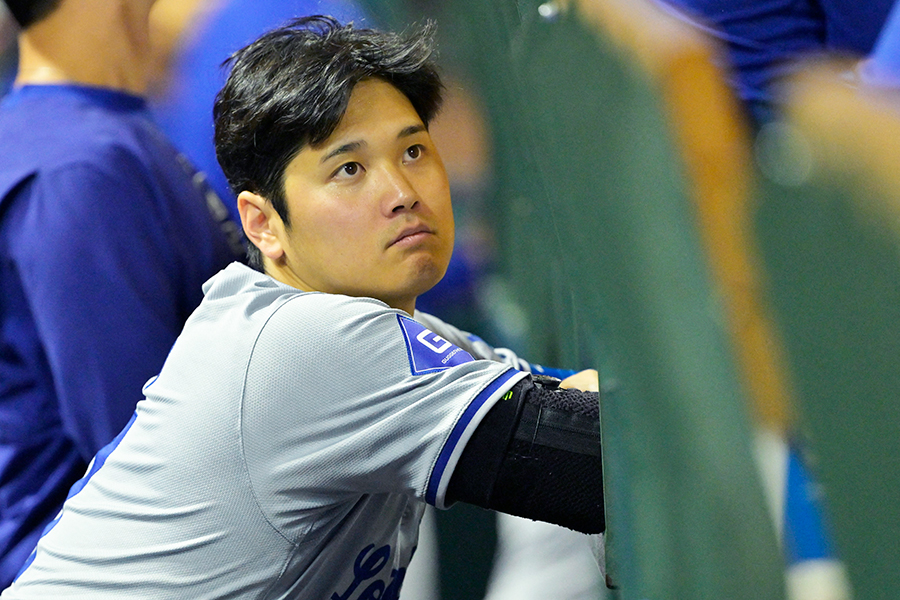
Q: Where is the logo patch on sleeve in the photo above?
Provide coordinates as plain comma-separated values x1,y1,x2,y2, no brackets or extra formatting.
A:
397,315,475,375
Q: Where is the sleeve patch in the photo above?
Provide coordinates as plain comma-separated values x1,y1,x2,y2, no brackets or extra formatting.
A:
397,314,475,375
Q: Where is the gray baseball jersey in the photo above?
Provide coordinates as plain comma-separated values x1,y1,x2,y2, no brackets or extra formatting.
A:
2,262,527,599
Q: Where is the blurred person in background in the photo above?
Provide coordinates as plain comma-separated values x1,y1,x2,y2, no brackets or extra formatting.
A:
654,0,897,129
0,0,242,586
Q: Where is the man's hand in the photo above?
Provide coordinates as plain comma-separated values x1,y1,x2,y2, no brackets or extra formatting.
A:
559,369,599,392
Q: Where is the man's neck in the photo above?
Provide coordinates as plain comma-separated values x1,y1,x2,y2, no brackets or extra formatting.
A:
14,0,153,95
263,262,418,317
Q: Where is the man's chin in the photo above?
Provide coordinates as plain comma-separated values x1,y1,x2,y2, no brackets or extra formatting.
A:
376,261,449,311
410,258,450,296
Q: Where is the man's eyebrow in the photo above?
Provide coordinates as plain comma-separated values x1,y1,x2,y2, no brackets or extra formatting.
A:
399,124,426,138
320,141,363,164
319,125,425,164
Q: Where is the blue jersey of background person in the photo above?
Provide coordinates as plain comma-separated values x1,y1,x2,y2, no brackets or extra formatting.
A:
657,0,897,127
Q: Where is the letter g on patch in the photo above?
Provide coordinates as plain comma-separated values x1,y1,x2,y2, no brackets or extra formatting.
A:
415,329,452,354
397,315,474,375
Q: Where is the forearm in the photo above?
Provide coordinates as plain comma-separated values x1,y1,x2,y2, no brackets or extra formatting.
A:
447,375,604,534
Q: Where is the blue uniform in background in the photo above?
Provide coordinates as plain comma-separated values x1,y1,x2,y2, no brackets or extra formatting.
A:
0,85,240,586
657,0,897,126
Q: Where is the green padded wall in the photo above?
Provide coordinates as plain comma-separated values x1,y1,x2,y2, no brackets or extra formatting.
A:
487,6,783,599
755,119,900,599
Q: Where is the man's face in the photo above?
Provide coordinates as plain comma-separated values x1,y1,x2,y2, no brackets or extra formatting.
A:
272,78,454,314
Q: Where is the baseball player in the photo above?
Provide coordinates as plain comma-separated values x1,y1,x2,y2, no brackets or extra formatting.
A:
1,16,603,599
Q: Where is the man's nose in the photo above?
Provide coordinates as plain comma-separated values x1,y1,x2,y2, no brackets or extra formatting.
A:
382,167,420,214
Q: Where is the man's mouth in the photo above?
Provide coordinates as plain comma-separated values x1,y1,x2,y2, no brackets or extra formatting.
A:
388,224,433,248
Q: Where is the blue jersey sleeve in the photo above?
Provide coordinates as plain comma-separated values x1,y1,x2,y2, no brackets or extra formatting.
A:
8,155,194,460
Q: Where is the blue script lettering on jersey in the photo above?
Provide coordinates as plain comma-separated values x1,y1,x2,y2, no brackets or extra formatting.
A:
332,543,406,600
396,315,474,375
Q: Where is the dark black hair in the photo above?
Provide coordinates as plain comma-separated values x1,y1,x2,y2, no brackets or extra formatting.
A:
3,0,62,28
213,15,444,269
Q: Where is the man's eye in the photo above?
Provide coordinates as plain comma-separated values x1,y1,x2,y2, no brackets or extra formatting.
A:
406,145,422,160
337,162,360,177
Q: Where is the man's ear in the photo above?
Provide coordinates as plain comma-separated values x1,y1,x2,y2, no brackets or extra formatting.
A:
238,191,285,261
